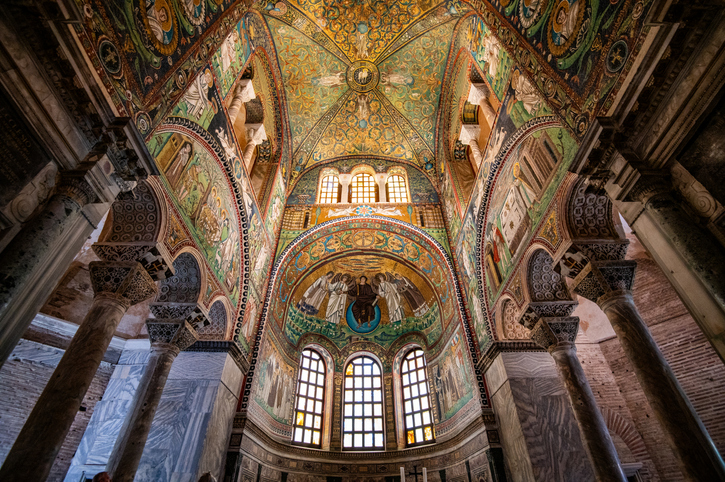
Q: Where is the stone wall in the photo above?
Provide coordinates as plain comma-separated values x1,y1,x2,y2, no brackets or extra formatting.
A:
0,338,113,481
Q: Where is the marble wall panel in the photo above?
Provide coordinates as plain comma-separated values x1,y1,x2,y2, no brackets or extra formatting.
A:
486,352,594,482
135,351,242,482
65,346,149,481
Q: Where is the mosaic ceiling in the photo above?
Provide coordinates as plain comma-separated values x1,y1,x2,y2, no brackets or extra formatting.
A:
257,0,471,180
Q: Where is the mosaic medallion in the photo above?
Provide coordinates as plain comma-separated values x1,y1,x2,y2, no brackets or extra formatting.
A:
346,60,379,93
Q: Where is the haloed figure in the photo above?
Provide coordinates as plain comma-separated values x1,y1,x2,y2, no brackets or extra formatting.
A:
351,276,378,328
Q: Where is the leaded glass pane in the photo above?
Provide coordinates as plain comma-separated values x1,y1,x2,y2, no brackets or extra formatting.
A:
292,349,326,448
342,355,384,450
400,349,435,446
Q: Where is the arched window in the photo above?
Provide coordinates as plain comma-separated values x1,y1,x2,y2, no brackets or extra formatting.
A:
401,348,435,446
386,174,409,203
319,173,341,204
292,349,326,447
351,173,377,204
343,355,384,450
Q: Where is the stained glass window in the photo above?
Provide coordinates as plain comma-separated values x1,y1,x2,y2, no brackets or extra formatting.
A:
401,348,435,446
351,173,376,204
342,355,384,450
386,174,409,203
292,349,326,447
319,174,340,204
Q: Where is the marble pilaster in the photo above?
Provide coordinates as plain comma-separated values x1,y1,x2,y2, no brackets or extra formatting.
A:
0,261,157,480
567,248,725,481
134,344,244,482
484,349,595,481
525,314,626,482
107,317,200,482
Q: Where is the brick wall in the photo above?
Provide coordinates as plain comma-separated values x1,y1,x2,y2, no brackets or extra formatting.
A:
0,339,113,481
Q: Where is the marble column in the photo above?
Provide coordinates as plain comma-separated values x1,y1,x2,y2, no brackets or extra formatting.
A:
243,124,267,170
107,317,200,482
0,173,97,367
227,80,255,125
467,82,497,126
626,178,725,360
0,261,158,480
459,124,483,169
525,313,626,482
569,254,725,481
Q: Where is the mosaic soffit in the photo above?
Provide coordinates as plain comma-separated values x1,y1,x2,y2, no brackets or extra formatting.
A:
256,0,470,179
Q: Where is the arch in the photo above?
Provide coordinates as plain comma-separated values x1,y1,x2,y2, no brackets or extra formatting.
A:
526,248,572,302
564,177,623,241
495,296,530,340
99,179,165,244
241,216,486,416
317,167,341,204
385,168,410,204
197,298,228,340
155,252,202,304
600,408,649,461
291,346,329,448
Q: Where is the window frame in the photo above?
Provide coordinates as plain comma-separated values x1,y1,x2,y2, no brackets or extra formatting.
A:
350,172,377,204
341,354,386,451
318,173,341,204
399,348,436,447
291,348,327,448
385,173,409,203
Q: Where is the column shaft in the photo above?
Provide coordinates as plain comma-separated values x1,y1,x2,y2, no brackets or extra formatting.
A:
227,93,245,125
469,140,483,169
0,191,87,366
480,100,497,127
243,141,257,170
107,343,179,482
0,293,129,480
550,343,626,482
600,291,725,481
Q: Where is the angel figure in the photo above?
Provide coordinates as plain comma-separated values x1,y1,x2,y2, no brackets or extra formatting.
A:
298,271,334,315
393,273,429,317
373,273,405,323
325,273,354,324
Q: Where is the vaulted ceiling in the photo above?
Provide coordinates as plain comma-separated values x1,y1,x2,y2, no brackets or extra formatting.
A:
256,0,471,180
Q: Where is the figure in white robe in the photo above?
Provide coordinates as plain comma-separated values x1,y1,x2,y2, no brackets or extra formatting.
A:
325,274,351,324
298,272,333,315
374,273,405,323
512,71,542,116
182,70,212,119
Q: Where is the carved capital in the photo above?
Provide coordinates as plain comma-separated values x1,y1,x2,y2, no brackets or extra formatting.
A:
529,317,580,351
88,261,158,306
146,320,199,351
625,174,672,204
56,171,97,206
571,260,637,305
92,242,173,280
148,302,210,331
520,301,577,330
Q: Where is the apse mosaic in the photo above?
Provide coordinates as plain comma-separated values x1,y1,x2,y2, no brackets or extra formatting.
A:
285,256,442,350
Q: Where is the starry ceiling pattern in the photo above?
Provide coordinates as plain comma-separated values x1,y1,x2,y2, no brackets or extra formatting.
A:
257,0,470,180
